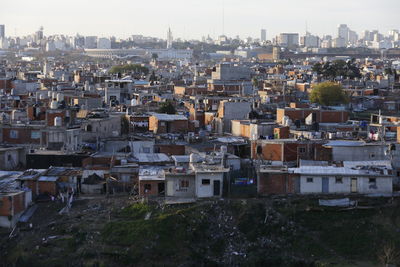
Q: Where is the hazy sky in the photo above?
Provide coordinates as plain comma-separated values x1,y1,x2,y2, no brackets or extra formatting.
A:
1,0,399,40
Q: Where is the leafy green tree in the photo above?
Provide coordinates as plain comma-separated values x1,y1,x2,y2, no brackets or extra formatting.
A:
312,59,361,81
149,70,158,85
384,68,393,76
121,115,130,135
109,64,149,75
310,82,348,106
158,101,176,114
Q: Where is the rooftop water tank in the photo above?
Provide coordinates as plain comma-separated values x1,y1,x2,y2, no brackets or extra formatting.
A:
54,116,62,127
50,100,58,109
56,93,64,102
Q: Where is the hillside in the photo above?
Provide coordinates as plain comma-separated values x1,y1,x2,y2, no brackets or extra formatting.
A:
1,196,400,266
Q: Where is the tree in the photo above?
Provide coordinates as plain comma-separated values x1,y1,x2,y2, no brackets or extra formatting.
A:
121,115,130,135
109,64,149,76
312,59,361,81
158,101,176,114
310,82,348,106
149,70,158,85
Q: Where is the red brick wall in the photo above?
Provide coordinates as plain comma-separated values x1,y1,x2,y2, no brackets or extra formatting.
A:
0,192,25,216
13,193,25,214
156,144,185,155
170,120,189,133
2,128,41,144
252,143,283,161
320,111,348,123
283,143,299,162
46,111,66,126
139,180,163,196
38,181,57,195
0,196,12,216
258,173,298,195
274,127,290,139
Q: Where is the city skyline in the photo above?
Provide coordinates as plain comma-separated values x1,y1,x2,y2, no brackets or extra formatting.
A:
1,0,399,40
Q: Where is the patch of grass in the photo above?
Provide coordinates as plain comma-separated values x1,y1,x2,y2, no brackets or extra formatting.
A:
119,202,152,219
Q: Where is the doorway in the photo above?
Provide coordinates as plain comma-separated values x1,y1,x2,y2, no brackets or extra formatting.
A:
158,182,165,196
351,178,357,193
322,177,329,193
213,180,220,196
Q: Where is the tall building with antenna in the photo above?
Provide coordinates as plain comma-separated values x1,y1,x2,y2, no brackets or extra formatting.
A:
167,28,173,49
0,25,5,39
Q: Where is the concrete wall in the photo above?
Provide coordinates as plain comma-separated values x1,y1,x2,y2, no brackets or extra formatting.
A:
165,175,195,198
332,145,386,162
81,183,103,194
300,175,392,194
195,172,224,198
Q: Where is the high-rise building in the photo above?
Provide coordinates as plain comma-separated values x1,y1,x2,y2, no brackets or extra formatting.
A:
301,32,320,48
167,28,173,49
261,29,266,42
84,36,97,49
0,25,5,39
35,26,44,43
348,30,358,45
278,33,299,48
97,37,111,49
337,24,349,44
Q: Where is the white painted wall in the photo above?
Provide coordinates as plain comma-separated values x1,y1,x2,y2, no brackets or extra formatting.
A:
300,175,393,194
195,172,224,198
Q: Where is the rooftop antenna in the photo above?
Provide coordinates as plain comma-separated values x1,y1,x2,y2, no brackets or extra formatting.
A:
305,20,308,34
222,0,225,35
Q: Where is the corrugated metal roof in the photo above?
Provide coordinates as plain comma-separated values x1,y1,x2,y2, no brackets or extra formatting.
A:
38,176,59,182
172,155,190,163
152,113,187,121
343,160,392,169
324,140,366,147
289,166,385,176
136,153,171,163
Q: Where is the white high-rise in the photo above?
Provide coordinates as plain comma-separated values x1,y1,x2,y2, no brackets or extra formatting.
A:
97,37,111,49
261,29,266,42
0,25,5,39
167,28,173,49
338,24,349,44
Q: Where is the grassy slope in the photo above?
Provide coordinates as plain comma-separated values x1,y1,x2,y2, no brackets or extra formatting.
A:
2,197,400,266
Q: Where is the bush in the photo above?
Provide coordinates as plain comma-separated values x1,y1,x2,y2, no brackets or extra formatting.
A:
310,82,348,106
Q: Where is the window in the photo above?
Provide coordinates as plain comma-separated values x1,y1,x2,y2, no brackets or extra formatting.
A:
299,147,306,153
369,178,376,184
202,179,210,185
7,155,12,161
335,177,343,184
370,153,375,159
31,131,40,139
142,147,151,153
144,184,152,192
9,130,18,139
86,125,92,132
306,177,313,183
180,180,189,188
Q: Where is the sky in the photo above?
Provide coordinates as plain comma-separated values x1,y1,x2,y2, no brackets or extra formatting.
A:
1,0,399,40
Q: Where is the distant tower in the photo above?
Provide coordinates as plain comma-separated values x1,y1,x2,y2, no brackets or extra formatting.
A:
0,25,5,39
35,26,44,43
167,28,173,49
261,29,266,42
